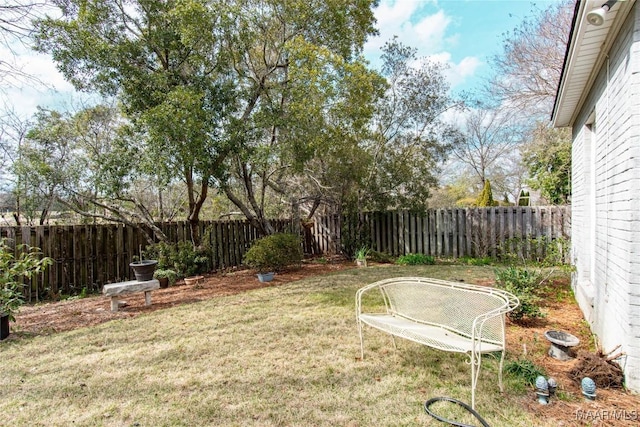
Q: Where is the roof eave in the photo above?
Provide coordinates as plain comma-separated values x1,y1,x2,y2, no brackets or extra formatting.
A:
552,0,636,128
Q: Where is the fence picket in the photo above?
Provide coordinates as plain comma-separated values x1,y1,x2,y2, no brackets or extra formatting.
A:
1,207,570,300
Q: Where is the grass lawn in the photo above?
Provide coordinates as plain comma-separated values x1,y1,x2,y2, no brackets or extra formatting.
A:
0,265,591,426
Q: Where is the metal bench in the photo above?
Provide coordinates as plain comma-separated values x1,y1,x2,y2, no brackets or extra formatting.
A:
356,277,519,409
103,279,160,312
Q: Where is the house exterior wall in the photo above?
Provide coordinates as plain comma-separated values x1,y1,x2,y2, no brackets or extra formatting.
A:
571,3,640,392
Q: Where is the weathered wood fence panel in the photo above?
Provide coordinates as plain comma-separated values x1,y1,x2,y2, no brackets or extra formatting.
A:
1,207,570,301
311,206,571,259
1,219,294,300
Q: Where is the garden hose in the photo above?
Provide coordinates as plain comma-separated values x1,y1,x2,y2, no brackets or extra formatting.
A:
424,397,491,427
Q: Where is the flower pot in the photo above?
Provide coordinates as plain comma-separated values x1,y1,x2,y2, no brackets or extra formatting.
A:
356,259,367,267
158,277,169,288
184,275,204,286
129,260,158,281
257,272,275,283
1,313,9,341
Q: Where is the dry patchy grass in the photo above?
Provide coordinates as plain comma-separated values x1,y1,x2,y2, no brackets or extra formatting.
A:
1,265,638,426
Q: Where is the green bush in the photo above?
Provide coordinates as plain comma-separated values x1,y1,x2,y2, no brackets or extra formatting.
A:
494,266,545,321
476,179,498,207
395,253,435,266
154,269,178,286
243,233,303,273
1,239,53,321
498,235,570,267
143,241,210,278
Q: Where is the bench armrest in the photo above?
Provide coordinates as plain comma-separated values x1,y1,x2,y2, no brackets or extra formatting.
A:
355,280,388,318
470,289,519,350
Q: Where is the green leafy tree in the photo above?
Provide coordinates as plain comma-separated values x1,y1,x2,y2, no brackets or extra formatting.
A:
35,0,379,239
12,108,79,225
363,39,463,213
35,0,238,243
219,32,383,235
17,105,176,241
522,124,571,204
211,0,380,235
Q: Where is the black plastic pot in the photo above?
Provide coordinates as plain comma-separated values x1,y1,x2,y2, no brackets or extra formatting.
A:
1,313,9,340
129,260,158,281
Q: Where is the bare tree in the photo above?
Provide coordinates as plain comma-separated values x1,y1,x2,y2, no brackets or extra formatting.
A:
0,1,51,88
453,107,523,189
0,107,32,224
487,0,574,119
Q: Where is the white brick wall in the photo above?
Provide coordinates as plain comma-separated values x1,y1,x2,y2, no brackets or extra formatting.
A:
571,3,640,393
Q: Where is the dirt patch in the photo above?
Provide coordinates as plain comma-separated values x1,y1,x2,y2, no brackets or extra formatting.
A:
12,259,352,336
506,276,639,426
10,264,640,425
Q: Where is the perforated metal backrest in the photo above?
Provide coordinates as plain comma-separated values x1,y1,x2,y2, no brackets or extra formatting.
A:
379,278,507,343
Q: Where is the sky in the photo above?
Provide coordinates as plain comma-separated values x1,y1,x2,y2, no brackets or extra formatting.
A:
1,0,564,119
364,0,563,95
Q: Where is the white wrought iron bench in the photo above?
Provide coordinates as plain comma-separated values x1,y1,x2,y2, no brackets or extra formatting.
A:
356,277,519,409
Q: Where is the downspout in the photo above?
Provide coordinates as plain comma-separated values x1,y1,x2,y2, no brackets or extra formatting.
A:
604,55,610,299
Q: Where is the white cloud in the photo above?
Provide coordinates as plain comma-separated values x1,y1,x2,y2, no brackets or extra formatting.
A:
364,0,481,92
428,52,482,89
1,43,78,118
413,10,451,51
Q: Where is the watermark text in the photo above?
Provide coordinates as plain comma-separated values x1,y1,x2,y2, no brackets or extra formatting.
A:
575,409,638,421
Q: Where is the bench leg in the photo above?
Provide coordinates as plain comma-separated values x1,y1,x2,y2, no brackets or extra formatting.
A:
110,297,119,312
358,320,365,359
498,350,505,392
144,290,152,306
470,351,482,410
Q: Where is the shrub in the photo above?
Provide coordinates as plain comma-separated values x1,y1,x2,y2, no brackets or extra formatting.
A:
1,239,53,321
498,235,570,267
243,233,303,273
494,266,545,321
143,241,210,277
476,179,498,207
395,253,435,266
154,269,178,286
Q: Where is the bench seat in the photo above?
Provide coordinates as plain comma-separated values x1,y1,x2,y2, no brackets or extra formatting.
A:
356,277,518,409
358,313,504,354
103,279,160,312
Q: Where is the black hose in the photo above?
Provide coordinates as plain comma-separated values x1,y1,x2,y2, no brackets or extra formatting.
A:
424,397,491,427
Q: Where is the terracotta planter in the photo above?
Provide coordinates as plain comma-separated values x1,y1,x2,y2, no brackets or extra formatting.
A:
129,260,158,281
1,313,9,341
184,275,204,286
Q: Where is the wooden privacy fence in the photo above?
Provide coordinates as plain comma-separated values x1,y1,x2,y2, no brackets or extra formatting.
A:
1,219,293,301
311,206,571,259
1,206,570,301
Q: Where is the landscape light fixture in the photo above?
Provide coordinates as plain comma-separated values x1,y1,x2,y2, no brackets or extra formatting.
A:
586,0,618,26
